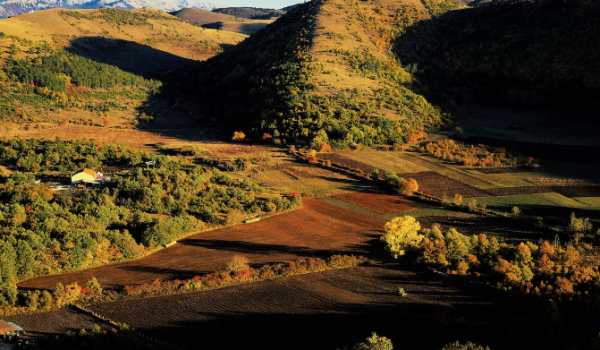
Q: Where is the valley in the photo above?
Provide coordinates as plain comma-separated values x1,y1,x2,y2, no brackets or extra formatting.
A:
0,1,599,350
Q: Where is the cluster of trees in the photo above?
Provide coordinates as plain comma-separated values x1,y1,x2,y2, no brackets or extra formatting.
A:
0,139,300,306
420,139,535,168
382,216,600,301
60,8,177,26
0,42,159,122
395,0,600,110
5,49,161,92
340,332,489,350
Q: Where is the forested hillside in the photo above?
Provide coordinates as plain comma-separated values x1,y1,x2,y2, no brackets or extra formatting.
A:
395,0,600,110
183,0,460,148
0,138,300,306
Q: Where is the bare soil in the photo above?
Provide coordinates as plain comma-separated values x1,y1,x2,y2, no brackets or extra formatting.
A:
9,307,113,335
332,191,436,215
18,199,386,290
82,265,551,350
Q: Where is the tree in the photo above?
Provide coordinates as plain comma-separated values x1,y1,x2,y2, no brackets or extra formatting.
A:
226,209,244,225
398,178,418,196
86,277,103,295
232,131,246,141
370,168,380,180
344,333,393,350
512,206,520,217
102,120,110,126
381,216,423,258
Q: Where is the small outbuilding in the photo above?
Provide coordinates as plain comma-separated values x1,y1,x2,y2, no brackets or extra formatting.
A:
0,320,23,335
71,169,111,186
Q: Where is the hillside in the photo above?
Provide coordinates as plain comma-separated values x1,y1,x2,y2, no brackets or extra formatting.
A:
181,0,461,148
395,0,600,111
0,0,232,19
212,6,286,19
172,7,273,35
0,7,246,126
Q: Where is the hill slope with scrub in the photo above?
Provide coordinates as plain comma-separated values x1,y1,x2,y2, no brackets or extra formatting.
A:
395,0,600,111
183,0,462,148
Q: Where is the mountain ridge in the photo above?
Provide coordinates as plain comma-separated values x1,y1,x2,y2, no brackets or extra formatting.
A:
0,0,231,18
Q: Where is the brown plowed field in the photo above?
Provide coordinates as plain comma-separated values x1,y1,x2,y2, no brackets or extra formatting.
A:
550,186,600,198
332,191,436,215
9,307,113,335
83,265,549,350
318,153,385,177
18,199,385,290
403,171,492,198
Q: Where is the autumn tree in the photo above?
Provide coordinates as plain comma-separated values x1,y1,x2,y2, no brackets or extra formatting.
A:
381,216,423,258
232,131,246,141
345,333,393,350
398,178,418,196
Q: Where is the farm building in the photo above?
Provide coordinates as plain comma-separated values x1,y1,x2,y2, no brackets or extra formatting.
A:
0,320,21,338
71,169,111,186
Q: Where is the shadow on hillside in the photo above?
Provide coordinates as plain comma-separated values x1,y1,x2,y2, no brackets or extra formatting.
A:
85,264,573,350
66,37,196,79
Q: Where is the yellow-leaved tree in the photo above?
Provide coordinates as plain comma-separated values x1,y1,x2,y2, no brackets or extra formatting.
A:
381,216,423,258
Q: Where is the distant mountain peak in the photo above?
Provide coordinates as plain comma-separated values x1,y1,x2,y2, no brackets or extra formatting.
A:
0,0,232,18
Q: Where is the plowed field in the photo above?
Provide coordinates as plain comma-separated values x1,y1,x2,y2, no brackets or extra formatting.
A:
332,191,435,215
10,307,113,335
84,265,549,350
19,199,385,290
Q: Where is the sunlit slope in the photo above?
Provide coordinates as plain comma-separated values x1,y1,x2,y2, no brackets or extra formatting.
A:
0,8,247,72
172,7,273,35
185,0,462,148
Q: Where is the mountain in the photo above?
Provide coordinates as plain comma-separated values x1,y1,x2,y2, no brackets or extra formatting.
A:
212,6,285,19
178,0,462,147
0,0,232,18
172,7,274,35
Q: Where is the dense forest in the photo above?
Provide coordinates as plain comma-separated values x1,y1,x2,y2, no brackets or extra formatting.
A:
0,138,300,306
395,0,600,109
0,40,160,123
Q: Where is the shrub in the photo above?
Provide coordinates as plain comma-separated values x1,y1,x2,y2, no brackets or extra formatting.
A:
232,131,246,141
345,333,393,350
398,178,418,196
442,341,490,350
226,255,250,274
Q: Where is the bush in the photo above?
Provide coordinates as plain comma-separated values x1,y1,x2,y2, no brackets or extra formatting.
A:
398,178,418,196
442,342,490,350
343,333,393,350
226,255,250,274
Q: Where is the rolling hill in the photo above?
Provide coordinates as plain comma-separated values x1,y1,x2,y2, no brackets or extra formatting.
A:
180,0,461,148
0,8,246,75
212,6,286,19
394,0,600,111
0,7,246,126
0,0,232,19
172,7,273,35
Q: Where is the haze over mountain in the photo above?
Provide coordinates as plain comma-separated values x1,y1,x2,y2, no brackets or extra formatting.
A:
0,0,231,18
